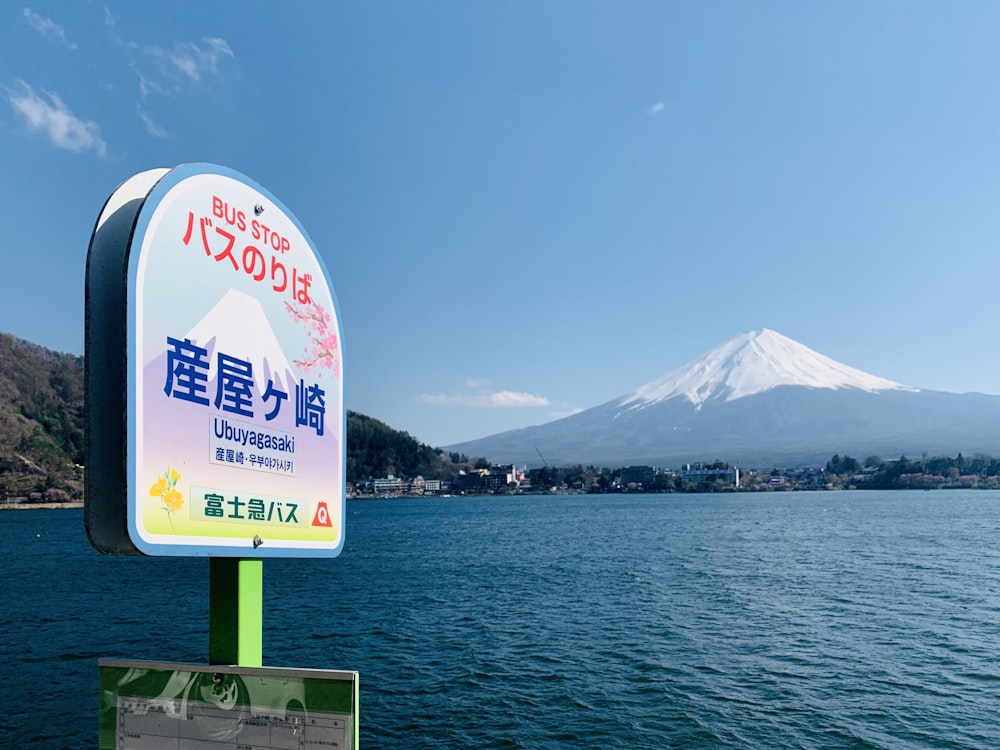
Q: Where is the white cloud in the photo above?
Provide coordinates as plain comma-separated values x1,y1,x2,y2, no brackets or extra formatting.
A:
112,25,234,137
647,101,666,116
168,37,234,82
137,105,166,137
204,37,233,58
170,49,198,80
486,391,551,407
23,7,76,49
132,65,166,101
6,81,106,155
418,390,551,408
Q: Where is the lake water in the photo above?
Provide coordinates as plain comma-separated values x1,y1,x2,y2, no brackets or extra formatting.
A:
4,491,1000,748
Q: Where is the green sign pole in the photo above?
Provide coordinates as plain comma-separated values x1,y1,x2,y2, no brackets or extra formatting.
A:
209,558,263,666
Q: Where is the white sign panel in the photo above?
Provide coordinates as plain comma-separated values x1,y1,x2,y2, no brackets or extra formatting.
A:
87,163,345,557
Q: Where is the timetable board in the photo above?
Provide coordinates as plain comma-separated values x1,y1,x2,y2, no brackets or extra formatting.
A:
99,660,358,750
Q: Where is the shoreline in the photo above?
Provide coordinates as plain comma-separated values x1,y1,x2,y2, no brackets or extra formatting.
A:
0,502,83,510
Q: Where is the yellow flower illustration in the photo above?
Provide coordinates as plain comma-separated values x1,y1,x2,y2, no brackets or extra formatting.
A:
151,465,183,528
163,489,183,512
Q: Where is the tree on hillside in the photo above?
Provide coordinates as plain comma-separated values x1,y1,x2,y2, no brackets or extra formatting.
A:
346,411,443,483
826,454,860,475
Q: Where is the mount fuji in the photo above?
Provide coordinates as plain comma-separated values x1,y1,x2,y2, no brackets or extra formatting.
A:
182,288,298,393
446,329,1000,467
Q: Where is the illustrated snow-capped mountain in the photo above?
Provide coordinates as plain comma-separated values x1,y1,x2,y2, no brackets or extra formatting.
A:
182,288,297,391
140,288,303,438
446,329,1000,467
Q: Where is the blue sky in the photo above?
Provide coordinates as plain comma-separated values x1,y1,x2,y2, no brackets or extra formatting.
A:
4,2,1000,448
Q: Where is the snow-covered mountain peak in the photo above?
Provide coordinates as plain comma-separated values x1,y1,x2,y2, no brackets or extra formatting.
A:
620,328,918,411
183,288,296,384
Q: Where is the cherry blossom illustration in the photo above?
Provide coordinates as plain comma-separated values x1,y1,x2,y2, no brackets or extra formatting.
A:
286,301,340,377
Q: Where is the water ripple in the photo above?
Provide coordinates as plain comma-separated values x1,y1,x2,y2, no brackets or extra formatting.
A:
6,492,1000,747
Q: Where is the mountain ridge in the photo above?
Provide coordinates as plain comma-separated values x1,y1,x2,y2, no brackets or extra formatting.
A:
620,328,918,411
447,330,1000,467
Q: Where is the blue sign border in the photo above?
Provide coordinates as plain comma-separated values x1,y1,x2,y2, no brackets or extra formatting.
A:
124,163,346,557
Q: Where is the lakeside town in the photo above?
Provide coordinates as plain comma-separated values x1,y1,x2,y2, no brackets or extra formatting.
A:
348,452,1000,499
4,454,997,509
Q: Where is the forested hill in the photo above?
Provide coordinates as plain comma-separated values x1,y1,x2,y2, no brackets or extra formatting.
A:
345,411,475,485
0,332,474,502
0,333,85,501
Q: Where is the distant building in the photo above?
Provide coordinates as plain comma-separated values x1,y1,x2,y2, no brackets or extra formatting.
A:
373,477,405,496
454,465,524,492
619,466,655,487
485,464,522,490
680,465,740,488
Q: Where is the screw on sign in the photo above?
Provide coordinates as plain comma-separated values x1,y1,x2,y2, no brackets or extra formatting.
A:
312,502,332,527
